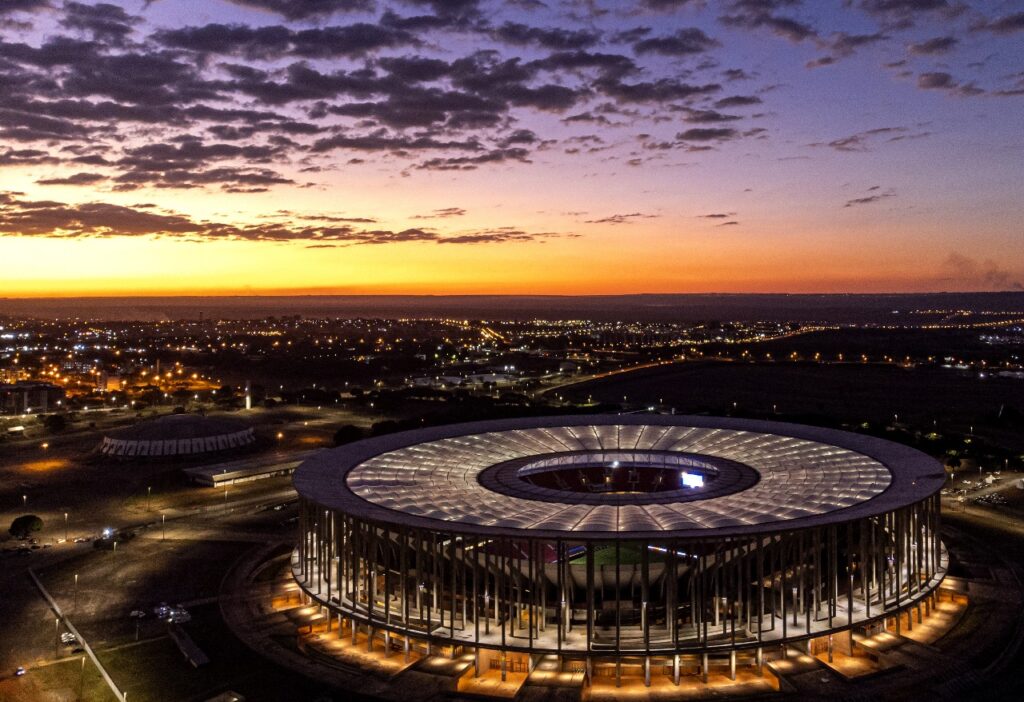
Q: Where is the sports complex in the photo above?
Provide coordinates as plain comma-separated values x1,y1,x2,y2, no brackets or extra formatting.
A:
291,415,948,689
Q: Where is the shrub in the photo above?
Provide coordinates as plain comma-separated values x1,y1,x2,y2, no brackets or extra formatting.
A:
9,515,43,539
333,425,364,446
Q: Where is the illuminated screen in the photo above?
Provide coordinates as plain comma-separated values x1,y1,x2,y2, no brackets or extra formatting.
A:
680,471,704,488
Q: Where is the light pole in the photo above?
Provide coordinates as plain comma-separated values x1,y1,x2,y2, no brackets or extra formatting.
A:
147,486,151,511
22,494,27,507
161,513,166,541
55,617,60,659
64,512,69,542
73,573,79,612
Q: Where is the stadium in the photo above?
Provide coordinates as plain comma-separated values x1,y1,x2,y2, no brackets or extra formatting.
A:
292,415,946,687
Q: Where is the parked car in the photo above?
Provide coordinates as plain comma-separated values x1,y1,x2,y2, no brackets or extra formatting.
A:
166,607,191,624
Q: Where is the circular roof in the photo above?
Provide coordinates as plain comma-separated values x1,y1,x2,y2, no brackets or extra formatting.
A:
293,415,944,540
107,414,252,441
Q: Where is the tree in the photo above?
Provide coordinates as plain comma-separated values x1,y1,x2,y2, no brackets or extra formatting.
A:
42,414,68,433
333,425,364,446
370,420,401,436
9,515,43,539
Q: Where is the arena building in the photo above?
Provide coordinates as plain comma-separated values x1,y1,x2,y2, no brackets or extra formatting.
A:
292,415,946,687
99,413,255,458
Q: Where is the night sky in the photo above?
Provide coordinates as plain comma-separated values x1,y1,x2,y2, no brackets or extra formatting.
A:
1,0,1022,295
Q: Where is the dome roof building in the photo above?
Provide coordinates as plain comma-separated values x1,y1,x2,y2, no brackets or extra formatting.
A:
99,414,255,458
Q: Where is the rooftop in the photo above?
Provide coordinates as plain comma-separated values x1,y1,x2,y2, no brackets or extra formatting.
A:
106,413,252,442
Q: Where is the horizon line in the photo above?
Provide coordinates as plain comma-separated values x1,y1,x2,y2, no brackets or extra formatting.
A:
3,290,1024,301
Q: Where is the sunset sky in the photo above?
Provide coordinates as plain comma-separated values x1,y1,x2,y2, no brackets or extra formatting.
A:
1,0,1022,296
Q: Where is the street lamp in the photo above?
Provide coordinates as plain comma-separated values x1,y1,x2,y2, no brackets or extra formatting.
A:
64,512,68,542
73,573,79,611
147,486,152,511
161,513,166,541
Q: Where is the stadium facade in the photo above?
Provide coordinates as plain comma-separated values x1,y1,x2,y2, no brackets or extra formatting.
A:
292,415,945,684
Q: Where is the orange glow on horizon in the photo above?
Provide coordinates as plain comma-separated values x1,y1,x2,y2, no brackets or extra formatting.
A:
1,223,1012,297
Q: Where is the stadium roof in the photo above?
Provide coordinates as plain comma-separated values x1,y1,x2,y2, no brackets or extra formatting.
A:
107,414,250,441
294,415,944,540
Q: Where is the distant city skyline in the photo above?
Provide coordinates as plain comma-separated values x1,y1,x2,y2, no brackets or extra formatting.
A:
1,0,1022,296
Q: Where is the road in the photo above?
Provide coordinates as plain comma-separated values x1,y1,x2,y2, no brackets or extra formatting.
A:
538,359,681,398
